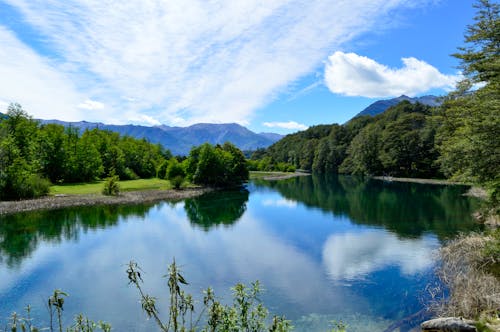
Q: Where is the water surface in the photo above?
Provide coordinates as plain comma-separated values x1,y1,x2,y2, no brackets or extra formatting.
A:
0,176,480,331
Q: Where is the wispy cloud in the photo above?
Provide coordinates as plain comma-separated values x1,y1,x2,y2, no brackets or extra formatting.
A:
263,121,308,131
0,26,88,121
78,99,104,110
324,51,459,98
2,0,433,125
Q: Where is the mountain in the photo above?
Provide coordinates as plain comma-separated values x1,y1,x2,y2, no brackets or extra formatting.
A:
258,132,284,141
355,95,441,117
38,120,283,155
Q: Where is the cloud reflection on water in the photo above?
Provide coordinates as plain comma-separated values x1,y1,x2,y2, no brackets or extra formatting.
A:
322,230,438,281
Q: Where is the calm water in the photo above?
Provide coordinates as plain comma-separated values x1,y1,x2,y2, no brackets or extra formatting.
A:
0,175,481,331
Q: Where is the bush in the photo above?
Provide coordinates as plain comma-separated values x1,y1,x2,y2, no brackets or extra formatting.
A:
0,158,51,200
102,174,120,196
27,174,51,198
166,158,185,189
122,167,139,180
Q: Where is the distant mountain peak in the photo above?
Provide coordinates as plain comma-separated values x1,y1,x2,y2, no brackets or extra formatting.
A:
354,95,441,118
38,119,282,155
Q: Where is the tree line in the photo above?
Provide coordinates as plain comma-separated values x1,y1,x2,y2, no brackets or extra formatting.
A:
253,0,499,201
0,105,248,200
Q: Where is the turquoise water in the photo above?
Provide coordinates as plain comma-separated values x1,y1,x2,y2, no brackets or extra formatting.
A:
0,175,480,331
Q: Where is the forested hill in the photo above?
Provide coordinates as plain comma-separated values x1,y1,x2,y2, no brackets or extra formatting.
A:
254,101,442,178
39,120,281,155
354,95,441,117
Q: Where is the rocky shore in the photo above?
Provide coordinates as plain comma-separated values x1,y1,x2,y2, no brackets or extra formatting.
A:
0,187,213,216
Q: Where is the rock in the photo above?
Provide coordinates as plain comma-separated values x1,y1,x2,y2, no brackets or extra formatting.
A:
421,317,477,331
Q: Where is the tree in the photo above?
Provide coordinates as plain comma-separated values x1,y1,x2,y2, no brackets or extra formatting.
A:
0,104,50,200
221,142,249,185
185,143,249,187
453,0,500,84
438,0,500,200
38,124,67,183
3,103,39,161
340,123,382,175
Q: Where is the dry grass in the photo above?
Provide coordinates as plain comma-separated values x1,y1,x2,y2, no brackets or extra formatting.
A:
429,232,500,321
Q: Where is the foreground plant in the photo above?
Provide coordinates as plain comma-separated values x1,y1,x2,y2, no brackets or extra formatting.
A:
126,259,292,332
4,260,291,331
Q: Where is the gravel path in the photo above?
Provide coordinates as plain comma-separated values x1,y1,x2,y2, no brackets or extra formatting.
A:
0,188,213,215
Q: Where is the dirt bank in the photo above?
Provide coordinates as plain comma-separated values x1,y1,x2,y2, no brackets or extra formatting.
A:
0,187,213,216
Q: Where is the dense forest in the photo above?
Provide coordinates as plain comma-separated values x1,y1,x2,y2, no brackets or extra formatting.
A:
253,0,499,201
256,101,440,178
0,105,248,200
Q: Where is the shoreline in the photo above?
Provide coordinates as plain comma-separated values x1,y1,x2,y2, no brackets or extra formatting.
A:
372,176,489,199
0,187,213,216
372,176,465,186
250,171,311,181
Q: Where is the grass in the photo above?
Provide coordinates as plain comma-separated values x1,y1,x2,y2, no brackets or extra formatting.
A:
50,178,173,195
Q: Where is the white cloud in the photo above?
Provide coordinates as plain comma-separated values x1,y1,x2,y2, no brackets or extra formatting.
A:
0,100,9,112
78,99,104,110
2,0,434,125
322,230,437,280
263,121,308,131
128,114,162,126
324,51,459,98
0,27,88,121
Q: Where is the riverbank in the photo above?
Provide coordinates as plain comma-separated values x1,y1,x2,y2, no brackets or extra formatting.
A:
0,187,213,216
250,171,311,181
372,176,465,186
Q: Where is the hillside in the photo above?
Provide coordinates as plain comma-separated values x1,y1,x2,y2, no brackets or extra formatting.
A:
355,95,441,117
257,100,441,178
39,120,282,155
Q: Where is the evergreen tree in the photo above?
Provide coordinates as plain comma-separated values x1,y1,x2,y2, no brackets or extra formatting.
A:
438,0,500,199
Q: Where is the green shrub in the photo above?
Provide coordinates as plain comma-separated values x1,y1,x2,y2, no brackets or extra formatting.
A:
122,167,139,180
170,175,184,189
166,158,186,189
27,174,51,198
102,174,120,196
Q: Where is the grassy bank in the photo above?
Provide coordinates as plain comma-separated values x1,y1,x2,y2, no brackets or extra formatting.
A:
1,178,208,215
50,178,174,195
430,228,500,331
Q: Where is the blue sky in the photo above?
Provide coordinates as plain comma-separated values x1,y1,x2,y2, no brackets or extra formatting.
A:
0,0,476,134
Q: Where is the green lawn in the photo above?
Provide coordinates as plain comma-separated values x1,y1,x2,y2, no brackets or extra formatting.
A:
50,178,173,195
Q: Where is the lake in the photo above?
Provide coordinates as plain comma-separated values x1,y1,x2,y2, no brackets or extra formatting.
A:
0,175,481,331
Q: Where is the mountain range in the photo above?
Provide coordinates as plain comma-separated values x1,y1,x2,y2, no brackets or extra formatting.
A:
37,120,282,155
354,95,441,117
0,95,441,155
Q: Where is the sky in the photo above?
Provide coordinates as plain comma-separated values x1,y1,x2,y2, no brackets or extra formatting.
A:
0,0,477,134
